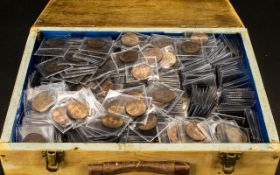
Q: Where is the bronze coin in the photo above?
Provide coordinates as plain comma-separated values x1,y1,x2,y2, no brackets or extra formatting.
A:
190,32,209,44
137,114,157,131
22,133,47,143
107,99,126,114
143,48,163,62
66,100,89,120
128,90,144,98
51,107,69,125
181,41,201,54
100,80,114,92
87,38,107,48
125,99,147,118
185,121,206,141
65,52,80,63
119,50,138,63
101,114,124,129
167,123,179,143
151,37,173,48
45,38,65,47
31,91,55,112
121,32,140,47
216,123,248,143
159,52,177,69
152,87,175,104
44,62,65,74
131,64,152,81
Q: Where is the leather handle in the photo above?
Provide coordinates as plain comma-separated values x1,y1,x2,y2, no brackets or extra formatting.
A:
89,161,189,175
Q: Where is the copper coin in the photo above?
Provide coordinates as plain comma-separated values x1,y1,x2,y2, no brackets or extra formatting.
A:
65,52,80,63
45,38,65,47
107,99,126,114
216,123,248,143
167,124,179,143
181,41,201,54
44,62,65,74
185,121,205,141
137,114,157,131
119,50,138,63
128,90,144,97
125,99,147,118
51,107,69,125
160,52,177,69
152,87,175,104
190,32,209,44
31,91,55,112
151,37,173,48
143,48,163,62
66,100,89,120
87,38,107,48
121,32,140,47
131,64,152,80
100,80,114,92
22,133,47,143
101,114,124,129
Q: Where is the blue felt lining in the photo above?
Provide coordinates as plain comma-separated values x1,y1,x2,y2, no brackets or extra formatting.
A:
11,31,269,142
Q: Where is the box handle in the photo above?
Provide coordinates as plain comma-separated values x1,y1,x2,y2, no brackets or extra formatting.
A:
88,161,190,175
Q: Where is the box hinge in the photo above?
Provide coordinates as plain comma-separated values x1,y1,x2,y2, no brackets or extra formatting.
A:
41,151,64,172
220,153,241,174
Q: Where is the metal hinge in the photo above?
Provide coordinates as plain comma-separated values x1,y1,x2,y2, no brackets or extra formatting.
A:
220,153,241,174
42,151,64,172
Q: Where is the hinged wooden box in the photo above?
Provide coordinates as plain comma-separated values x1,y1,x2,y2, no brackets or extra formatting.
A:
0,0,279,174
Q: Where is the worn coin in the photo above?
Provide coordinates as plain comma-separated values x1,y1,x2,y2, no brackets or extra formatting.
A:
185,121,206,141
23,133,47,143
152,87,175,104
151,37,173,48
31,91,55,112
181,41,201,54
143,48,163,62
51,107,69,125
66,100,89,120
131,64,152,81
125,99,147,118
121,32,140,47
107,99,126,114
87,38,107,48
190,32,209,44
216,123,248,143
119,50,138,63
137,114,157,131
101,114,124,129
159,52,177,69
167,123,179,143
128,90,144,98
44,62,65,74
100,80,114,92
45,38,65,47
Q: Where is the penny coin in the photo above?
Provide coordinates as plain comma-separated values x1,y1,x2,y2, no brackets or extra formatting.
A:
160,52,177,69
107,99,126,114
181,41,201,54
190,32,209,44
66,100,89,120
87,38,107,48
131,64,152,80
128,90,144,98
23,133,47,143
185,121,205,141
51,107,69,125
152,87,175,104
137,114,157,131
167,123,179,143
121,32,140,47
125,99,147,118
143,48,163,62
119,50,138,63
216,123,248,143
31,91,55,112
45,38,65,47
101,114,124,129
44,62,65,74
100,80,114,92
86,82,97,89
151,37,173,48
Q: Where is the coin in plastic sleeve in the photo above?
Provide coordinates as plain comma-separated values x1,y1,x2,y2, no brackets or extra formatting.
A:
137,114,157,131
131,64,152,80
125,99,147,118
67,100,89,120
31,91,55,112
101,114,124,129
121,32,140,47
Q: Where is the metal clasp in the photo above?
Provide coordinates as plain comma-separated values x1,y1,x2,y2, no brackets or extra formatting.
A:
220,153,241,174
42,151,64,172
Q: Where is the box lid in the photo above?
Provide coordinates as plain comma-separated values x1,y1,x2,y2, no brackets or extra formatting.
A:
34,0,244,28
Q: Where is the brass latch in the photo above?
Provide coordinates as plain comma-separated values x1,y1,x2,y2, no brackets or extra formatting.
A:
42,151,64,172
220,153,241,174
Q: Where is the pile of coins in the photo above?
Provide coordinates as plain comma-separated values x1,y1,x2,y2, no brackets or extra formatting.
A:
16,32,263,143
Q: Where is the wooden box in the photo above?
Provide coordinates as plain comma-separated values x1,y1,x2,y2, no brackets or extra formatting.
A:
0,0,279,174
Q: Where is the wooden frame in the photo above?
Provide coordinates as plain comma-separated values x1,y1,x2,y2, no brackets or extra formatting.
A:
0,27,279,175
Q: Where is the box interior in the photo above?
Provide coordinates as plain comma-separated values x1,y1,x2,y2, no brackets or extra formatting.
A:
11,31,269,143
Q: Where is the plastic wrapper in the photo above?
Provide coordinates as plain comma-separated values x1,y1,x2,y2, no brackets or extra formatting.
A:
35,37,70,57
141,44,164,63
149,34,174,48
63,49,89,64
158,46,183,72
116,32,150,48
245,109,263,142
80,37,113,53
159,120,181,143
175,39,204,56
16,125,55,142
73,50,107,65
185,32,217,48
91,56,118,81
219,88,256,107
117,85,147,98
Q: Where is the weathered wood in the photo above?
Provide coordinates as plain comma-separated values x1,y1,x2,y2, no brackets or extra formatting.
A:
34,0,244,28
